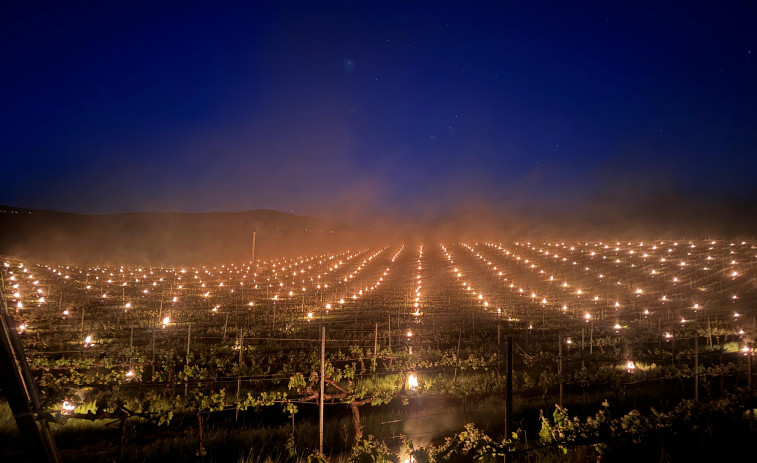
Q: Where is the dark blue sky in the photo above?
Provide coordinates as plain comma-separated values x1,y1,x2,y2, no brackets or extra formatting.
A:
2,1,756,220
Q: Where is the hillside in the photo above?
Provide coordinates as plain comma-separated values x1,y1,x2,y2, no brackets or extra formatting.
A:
0,205,355,265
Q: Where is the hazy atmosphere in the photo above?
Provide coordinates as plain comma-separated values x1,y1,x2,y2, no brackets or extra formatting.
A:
1,3,756,463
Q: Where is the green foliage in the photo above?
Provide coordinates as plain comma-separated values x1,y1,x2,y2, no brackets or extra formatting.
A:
538,394,749,457
348,435,397,463
289,372,307,391
307,451,329,463
407,423,518,462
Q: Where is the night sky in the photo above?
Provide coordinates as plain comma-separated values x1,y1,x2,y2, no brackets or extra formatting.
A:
2,1,756,222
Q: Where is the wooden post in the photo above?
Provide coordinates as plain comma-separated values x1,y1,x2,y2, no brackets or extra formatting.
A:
223,313,229,340
151,329,156,381
707,316,713,347
748,346,753,394
186,323,192,358
388,315,391,350
504,336,513,463
454,329,462,383
581,326,585,351
558,332,564,407
498,324,502,376
319,326,325,455
251,231,257,271
185,323,191,396
749,347,754,433
397,312,400,347
373,323,378,372
236,327,243,422
694,335,699,401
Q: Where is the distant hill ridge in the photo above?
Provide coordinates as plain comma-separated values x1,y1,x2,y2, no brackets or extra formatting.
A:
0,205,355,266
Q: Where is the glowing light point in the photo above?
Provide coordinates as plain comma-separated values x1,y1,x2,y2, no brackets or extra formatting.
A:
407,373,418,390
61,401,76,415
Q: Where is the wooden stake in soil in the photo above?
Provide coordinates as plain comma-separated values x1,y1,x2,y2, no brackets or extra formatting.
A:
373,323,378,372
151,329,156,381
185,323,191,396
236,327,243,422
694,335,699,401
453,329,462,383
388,315,391,350
504,336,513,463
319,326,325,455
558,332,563,407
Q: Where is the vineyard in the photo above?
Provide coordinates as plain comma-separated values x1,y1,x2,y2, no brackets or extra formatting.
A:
1,239,756,462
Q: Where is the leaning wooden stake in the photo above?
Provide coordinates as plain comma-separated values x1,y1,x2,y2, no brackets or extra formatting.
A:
0,297,60,462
